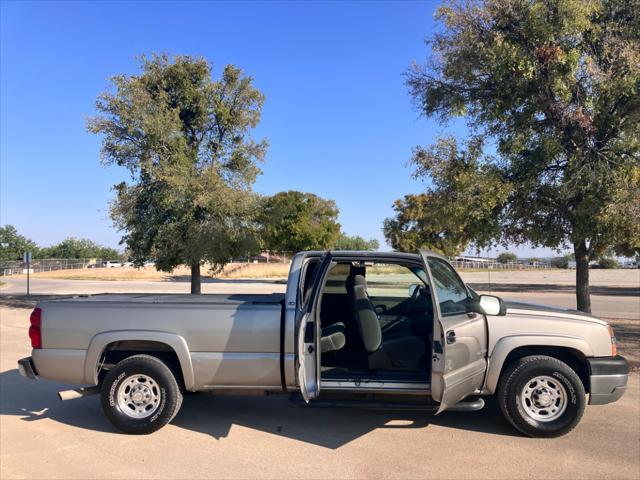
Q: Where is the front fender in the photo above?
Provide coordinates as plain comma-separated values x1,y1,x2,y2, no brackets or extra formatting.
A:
83,330,195,390
483,335,593,394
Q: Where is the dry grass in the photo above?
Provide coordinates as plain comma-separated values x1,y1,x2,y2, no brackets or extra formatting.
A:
20,265,181,281
13,262,291,281
217,262,290,279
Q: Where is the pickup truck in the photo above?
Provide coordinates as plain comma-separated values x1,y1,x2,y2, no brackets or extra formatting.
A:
18,250,629,437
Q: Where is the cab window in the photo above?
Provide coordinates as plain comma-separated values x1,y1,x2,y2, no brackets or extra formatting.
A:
365,263,425,299
427,257,470,316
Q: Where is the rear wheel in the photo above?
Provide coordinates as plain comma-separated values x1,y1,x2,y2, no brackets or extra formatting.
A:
101,354,183,434
498,355,585,437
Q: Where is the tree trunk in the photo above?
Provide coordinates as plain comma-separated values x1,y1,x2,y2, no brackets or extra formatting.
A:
190,262,201,295
574,239,591,313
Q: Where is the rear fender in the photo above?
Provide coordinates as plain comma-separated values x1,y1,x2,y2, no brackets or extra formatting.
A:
484,335,593,394
83,331,195,390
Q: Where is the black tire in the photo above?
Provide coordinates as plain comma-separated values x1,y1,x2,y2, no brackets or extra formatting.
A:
101,354,183,434
498,355,585,438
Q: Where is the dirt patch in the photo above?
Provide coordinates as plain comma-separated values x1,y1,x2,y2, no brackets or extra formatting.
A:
216,263,290,279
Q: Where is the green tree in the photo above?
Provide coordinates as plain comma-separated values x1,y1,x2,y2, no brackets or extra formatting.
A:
258,191,340,253
40,238,122,260
401,0,640,312
383,137,510,255
550,256,570,269
596,257,620,269
88,54,267,293
334,234,379,251
496,252,518,264
0,225,39,262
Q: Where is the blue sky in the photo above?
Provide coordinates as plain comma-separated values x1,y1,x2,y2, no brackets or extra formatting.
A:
1,1,556,256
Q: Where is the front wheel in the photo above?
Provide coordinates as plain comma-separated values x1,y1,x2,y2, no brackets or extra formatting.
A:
101,354,183,434
498,355,585,437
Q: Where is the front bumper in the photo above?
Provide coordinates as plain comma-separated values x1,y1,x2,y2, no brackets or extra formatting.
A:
588,355,629,405
17,357,38,380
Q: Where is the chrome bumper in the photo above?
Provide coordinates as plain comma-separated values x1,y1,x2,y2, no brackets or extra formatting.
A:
588,355,629,405
17,357,38,380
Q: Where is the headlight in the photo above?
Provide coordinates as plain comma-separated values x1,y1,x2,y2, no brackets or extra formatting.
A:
606,325,617,356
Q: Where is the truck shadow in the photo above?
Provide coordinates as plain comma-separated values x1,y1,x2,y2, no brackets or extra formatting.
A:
0,369,519,448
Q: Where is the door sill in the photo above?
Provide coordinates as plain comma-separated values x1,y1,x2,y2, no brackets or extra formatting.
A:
320,379,431,394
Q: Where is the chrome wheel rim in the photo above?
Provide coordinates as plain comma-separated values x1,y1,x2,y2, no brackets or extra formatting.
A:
520,375,567,422
117,374,161,419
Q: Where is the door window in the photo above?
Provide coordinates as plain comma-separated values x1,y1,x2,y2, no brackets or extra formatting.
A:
365,263,425,299
427,258,470,316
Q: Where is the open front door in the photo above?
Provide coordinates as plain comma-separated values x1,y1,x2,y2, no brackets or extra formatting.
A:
420,250,488,413
297,253,332,402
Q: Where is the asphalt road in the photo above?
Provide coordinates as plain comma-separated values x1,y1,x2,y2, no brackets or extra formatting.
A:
0,306,638,479
2,276,638,319
1,273,640,479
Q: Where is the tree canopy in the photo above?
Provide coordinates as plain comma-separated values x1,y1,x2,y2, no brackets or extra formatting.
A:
0,225,122,262
389,0,639,312
258,191,341,253
496,252,518,264
40,238,122,260
334,234,379,251
384,137,509,255
0,225,39,262
88,54,268,293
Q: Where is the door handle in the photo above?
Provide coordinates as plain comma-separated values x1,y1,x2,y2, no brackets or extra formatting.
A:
446,330,456,344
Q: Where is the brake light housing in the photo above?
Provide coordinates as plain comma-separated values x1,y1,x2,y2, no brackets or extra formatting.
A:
29,307,42,349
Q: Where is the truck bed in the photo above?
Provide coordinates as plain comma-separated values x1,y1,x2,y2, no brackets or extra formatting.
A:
34,292,288,390
43,292,285,305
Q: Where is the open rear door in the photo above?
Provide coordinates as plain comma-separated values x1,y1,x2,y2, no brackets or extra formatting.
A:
420,250,488,413
297,253,332,402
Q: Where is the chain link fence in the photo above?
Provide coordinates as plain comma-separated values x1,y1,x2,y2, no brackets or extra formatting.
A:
0,253,553,277
447,257,551,270
0,258,112,276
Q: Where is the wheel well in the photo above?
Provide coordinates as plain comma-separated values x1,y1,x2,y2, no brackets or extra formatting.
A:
99,340,185,389
498,346,591,393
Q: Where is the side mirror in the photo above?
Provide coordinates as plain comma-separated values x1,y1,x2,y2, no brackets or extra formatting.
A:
408,284,420,297
478,294,507,316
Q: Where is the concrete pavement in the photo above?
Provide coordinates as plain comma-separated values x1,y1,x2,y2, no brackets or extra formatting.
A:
2,275,638,319
1,307,639,479
1,275,638,479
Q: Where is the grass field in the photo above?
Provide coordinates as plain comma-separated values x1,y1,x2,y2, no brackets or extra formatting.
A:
7,262,639,288
9,262,292,281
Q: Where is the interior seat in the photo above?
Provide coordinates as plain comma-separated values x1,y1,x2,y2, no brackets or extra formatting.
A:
351,275,425,371
348,274,413,335
320,322,346,353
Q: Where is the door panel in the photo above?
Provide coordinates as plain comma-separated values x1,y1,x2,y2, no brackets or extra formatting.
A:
420,250,488,413
296,253,332,402
297,313,317,402
436,312,487,411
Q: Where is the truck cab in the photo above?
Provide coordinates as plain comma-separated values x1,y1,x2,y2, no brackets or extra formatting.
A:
290,250,495,412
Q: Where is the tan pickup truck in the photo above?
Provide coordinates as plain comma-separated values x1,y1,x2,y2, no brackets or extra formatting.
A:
18,250,629,437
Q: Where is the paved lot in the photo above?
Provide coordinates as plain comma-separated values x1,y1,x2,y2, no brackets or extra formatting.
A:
3,273,638,319
1,277,639,479
1,305,639,479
